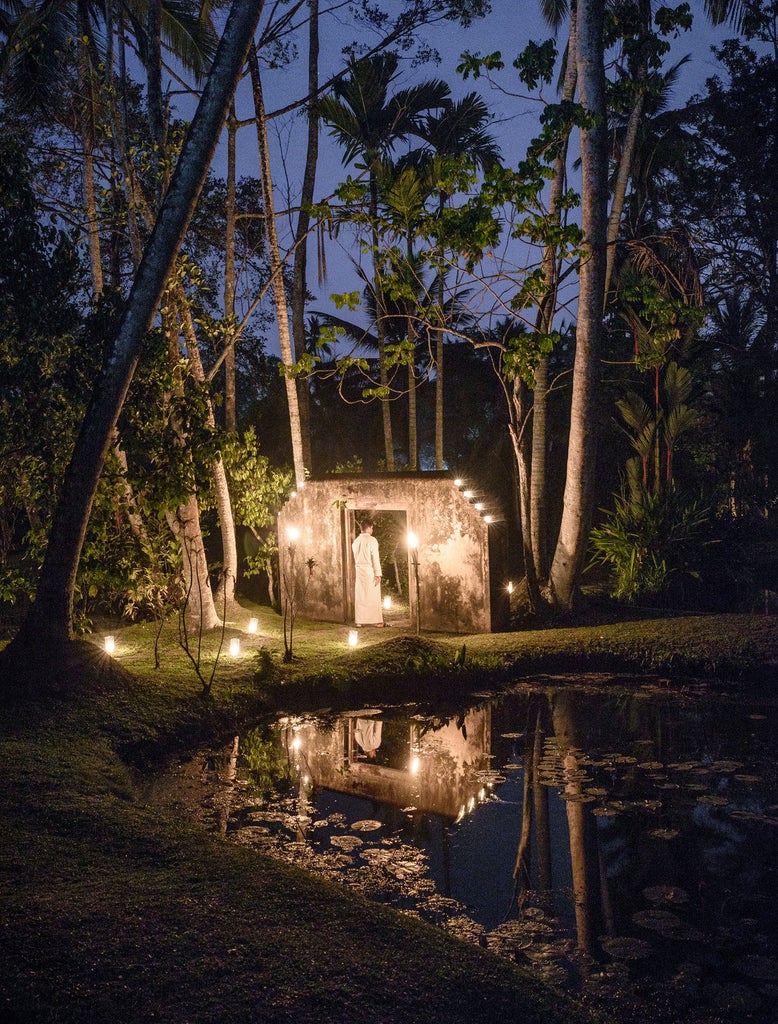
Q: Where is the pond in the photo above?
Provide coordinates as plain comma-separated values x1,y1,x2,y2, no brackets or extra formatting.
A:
148,678,778,1024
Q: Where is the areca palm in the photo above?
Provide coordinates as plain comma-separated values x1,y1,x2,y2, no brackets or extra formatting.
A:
319,52,449,471
409,92,501,470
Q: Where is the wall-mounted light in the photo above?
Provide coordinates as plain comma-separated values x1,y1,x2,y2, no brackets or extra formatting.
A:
104,636,116,655
286,525,300,543
463,490,473,500
229,637,240,657
483,514,493,524
454,478,464,488
474,501,484,511
348,629,359,647
410,756,420,776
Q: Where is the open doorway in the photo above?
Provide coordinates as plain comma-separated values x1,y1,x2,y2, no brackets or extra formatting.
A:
349,508,410,627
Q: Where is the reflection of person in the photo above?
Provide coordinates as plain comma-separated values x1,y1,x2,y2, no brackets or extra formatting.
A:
354,718,383,759
352,518,385,627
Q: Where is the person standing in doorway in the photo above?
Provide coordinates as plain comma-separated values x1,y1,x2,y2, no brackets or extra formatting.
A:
352,518,385,627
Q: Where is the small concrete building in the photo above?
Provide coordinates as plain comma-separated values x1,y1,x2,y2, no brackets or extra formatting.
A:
276,474,507,634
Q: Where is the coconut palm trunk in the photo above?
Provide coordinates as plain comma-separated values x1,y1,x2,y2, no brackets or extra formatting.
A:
248,44,307,489
548,0,608,610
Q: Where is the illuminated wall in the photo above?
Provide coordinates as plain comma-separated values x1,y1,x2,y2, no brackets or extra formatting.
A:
277,473,507,633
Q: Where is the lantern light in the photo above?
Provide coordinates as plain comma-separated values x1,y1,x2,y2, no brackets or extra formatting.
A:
507,581,514,594
463,490,473,500
383,595,392,610
406,531,418,550
483,514,493,524
474,501,484,511
104,636,116,655
229,637,240,657
454,478,463,488
286,525,300,543
247,617,258,634
348,629,359,647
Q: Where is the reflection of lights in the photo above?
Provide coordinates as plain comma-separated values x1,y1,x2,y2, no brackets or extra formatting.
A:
406,531,418,550
478,788,486,802
454,805,466,824
410,756,420,775
383,595,392,610
104,636,116,654
247,617,258,634
291,735,301,751
302,775,310,785
348,629,359,647
286,525,300,543
468,796,476,813
229,637,240,657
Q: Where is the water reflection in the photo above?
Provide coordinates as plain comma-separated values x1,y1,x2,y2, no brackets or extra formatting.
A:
184,684,778,1023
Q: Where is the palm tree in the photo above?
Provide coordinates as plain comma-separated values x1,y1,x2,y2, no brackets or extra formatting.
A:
409,92,501,470
319,52,449,471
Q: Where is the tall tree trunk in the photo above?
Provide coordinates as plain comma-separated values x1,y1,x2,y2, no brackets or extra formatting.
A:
548,0,608,610
290,0,319,472
248,44,307,489
165,496,221,630
177,296,239,610
371,176,395,471
5,0,265,651
407,316,418,470
224,105,238,433
529,8,578,590
77,5,103,297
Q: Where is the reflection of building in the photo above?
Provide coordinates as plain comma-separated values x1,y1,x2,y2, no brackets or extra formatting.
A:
281,707,493,820
277,475,507,633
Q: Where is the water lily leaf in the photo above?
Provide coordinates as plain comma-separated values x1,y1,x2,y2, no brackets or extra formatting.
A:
601,936,654,960
352,819,382,831
643,885,689,904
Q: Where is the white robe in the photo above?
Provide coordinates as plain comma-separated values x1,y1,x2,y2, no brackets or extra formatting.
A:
352,532,383,625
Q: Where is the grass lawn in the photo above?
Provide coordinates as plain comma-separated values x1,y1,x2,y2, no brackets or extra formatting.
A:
1,607,776,1024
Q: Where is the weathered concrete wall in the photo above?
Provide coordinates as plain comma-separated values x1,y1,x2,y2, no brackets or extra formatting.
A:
277,474,505,634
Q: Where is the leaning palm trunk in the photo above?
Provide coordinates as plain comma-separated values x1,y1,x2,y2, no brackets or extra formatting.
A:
548,0,607,610
6,0,265,649
248,45,307,489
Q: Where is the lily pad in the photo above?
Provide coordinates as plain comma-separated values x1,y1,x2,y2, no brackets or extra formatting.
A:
601,936,654,960
351,819,383,831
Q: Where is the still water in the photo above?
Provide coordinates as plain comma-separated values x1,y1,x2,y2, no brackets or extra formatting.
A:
158,679,778,1023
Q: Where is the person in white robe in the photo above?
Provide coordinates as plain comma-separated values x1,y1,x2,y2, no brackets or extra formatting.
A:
352,519,384,627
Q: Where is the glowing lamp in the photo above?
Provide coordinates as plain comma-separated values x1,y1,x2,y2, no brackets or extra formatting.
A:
406,531,418,550
104,636,116,655
229,637,240,657
507,581,514,594
247,617,258,634
483,514,493,524
474,501,484,511
382,595,392,610
348,629,359,647
286,525,300,543
454,478,463,488
463,489,473,500
410,756,421,776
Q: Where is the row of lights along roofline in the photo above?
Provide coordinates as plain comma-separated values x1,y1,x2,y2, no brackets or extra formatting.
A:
285,478,496,523
453,478,495,523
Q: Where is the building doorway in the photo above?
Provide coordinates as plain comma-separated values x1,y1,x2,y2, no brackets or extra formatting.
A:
349,508,410,627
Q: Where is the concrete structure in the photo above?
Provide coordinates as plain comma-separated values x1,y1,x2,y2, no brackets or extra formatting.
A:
276,474,507,634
